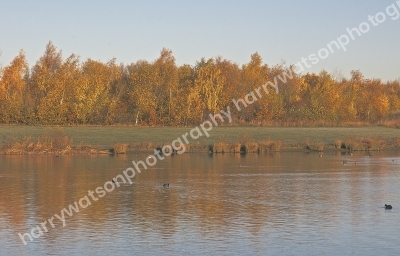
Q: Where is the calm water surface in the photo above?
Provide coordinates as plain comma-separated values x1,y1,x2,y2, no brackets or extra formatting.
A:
1,151,400,255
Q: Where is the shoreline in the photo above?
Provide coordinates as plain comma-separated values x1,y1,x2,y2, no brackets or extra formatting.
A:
1,144,399,155
1,126,399,155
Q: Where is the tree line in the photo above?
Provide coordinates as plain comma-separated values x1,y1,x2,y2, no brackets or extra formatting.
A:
0,41,399,126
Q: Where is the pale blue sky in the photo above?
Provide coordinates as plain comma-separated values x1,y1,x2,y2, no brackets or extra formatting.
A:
1,0,399,80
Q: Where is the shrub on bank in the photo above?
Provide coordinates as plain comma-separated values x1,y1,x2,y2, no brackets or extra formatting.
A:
112,143,128,154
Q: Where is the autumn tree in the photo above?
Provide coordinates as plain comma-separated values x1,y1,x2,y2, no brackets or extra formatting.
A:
194,58,226,117
0,50,28,123
29,42,67,124
127,60,158,125
73,59,121,124
240,53,269,123
153,48,178,125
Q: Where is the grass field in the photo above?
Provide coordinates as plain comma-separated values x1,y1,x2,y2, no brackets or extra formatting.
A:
1,125,399,149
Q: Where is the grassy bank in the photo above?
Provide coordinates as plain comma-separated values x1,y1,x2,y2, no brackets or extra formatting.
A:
1,125,399,154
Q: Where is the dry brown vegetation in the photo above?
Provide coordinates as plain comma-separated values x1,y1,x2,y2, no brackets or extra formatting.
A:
111,143,128,154
209,133,282,153
259,139,282,152
1,127,106,155
304,139,325,152
340,137,385,151
2,128,73,154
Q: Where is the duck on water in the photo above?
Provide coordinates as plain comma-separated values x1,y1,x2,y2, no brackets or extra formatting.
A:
385,204,392,209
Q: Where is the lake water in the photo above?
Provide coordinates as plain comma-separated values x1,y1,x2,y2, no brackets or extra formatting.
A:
1,151,400,255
